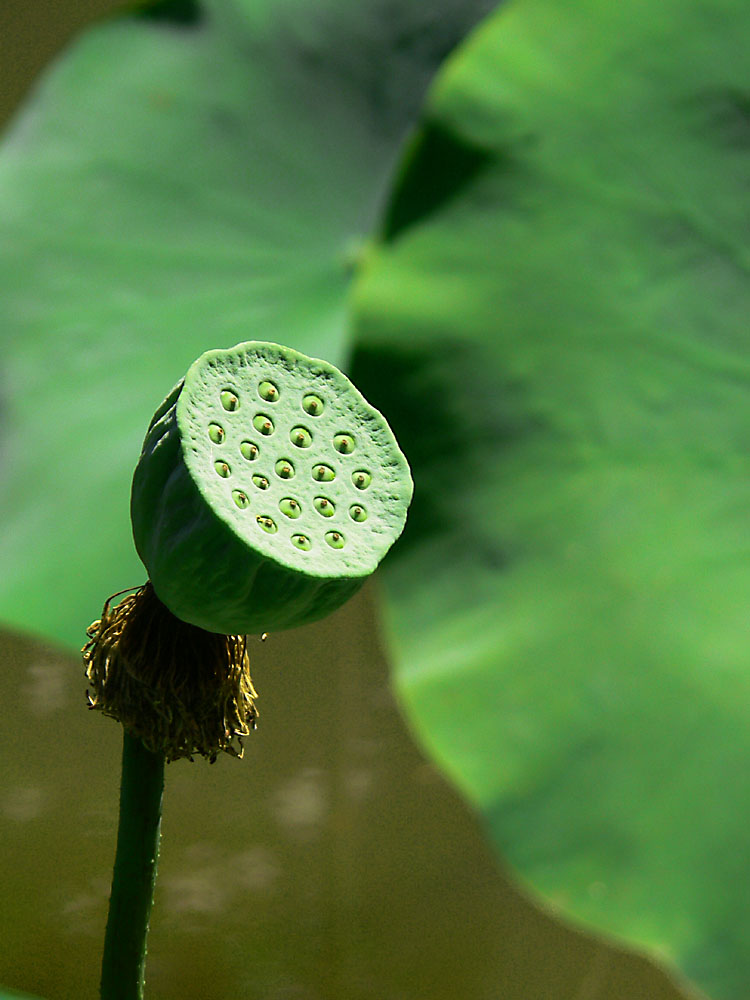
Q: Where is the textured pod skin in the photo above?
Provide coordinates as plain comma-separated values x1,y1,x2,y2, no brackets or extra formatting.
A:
131,342,413,634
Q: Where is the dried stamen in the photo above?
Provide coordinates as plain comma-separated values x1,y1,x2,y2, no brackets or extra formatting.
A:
83,582,258,763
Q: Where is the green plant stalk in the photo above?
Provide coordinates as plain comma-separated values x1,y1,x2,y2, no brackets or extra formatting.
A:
100,729,165,1000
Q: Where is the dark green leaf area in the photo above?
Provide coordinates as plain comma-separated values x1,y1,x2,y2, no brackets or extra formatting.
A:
381,119,493,242
134,0,203,26
351,340,535,565
352,2,750,999
0,0,493,648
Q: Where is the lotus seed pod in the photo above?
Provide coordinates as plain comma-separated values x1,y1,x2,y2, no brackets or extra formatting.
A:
131,341,413,634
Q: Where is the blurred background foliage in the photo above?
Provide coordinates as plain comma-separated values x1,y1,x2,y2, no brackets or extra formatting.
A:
0,1,746,998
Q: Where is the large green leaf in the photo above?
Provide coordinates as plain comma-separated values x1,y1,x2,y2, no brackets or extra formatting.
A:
0,0,492,649
350,1,750,997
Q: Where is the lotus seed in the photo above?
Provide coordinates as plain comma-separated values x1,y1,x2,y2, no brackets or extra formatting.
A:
314,497,335,517
334,433,355,454
253,414,274,436
240,441,260,461
275,459,295,479
220,390,239,411
325,531,345,549
208,423,225,444
313,464,335,482
279,498,302,519
252,475,270,491
258,380,279,402
257,515,277,534
349,505,367,522
215,461,231,478
290,426,313,448
352,470,371,489
291,534,311,550
232,490,249,509
302,394,324,416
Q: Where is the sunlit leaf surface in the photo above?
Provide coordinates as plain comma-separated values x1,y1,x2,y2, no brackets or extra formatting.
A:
0,0,492,648
351,2,750,997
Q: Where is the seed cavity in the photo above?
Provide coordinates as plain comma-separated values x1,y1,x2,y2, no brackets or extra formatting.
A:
232,490,249,509
313,464,335,482
252,475,270,491
208,423,225,444
302,394,324,416
275,459,295,480
257,515,277,534
333,433,355,454
253,414,274,436
349,504,367,522
279,498,301,519
325,531,345,549
292,534,311,551
220,390,239,412
290,426,313,448
258,380,279,402
240,440,260,461
215,461,231,478
314,497,335,517
352,470,371,490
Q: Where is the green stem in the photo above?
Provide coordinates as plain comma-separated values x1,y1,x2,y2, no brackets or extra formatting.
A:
100,729,165,1000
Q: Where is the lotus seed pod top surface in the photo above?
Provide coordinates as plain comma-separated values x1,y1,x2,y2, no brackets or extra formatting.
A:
176,341,412,581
